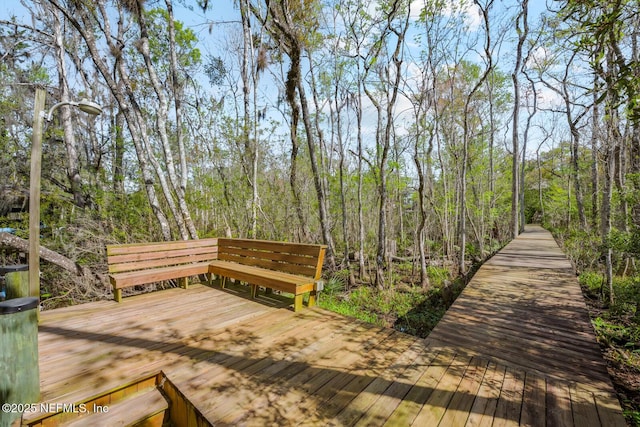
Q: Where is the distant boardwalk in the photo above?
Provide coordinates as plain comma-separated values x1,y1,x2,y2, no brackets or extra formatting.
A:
424,224,625,426
29,225,624,426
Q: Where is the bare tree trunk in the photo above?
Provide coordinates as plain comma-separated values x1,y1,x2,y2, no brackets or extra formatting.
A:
165,0,198,239
286,46,309,241
51,9,86,208
459,0,494,275
239,0,259,239
519,4,532,231
134,4,194,239
356,67,366,280
0,232,94,279
603,121,617,305
50,0,172,239
113,109,125,195
301,56,336,268
591,80,600,230
510,0,527,240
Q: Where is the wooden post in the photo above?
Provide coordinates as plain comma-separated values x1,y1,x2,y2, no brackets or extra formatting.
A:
0,297,40,427
29,88,46,302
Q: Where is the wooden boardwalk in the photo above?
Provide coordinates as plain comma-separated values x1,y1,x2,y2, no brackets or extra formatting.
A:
26,225,624,426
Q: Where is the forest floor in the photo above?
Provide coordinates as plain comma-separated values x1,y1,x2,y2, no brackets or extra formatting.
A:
582,287,640,426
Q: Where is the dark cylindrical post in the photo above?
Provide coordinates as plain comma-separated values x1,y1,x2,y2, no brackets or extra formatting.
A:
0,297,40,427
1,265,30,300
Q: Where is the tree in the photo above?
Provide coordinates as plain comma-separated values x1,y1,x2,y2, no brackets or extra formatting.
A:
252,0,337,266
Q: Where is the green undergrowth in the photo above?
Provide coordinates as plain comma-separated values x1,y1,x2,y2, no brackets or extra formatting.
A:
579,271,640,425
318,266,461,338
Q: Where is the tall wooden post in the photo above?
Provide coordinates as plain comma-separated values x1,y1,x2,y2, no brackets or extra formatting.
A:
29,88,46,302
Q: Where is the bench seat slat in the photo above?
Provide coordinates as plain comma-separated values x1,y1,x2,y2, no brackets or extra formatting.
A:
208,261,316,295
217,253,318,277
109,262,211,289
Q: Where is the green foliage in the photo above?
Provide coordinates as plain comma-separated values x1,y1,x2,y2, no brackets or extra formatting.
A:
559,229,602,272
318,266,456,338
319,272,431,328
592,316,640,352
146,8,201,67
426,265,450,287
579,271,606,297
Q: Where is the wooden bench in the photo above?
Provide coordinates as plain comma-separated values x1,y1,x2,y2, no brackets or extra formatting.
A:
208,238,326,312
106,238,218,302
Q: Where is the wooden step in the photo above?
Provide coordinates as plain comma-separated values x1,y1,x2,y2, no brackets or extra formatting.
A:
64,388,168,427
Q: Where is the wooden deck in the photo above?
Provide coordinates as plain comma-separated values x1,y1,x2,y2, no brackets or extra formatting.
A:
27,225,624,426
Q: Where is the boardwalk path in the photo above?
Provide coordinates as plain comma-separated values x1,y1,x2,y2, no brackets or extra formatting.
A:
30,225,625,426
422,224,625,426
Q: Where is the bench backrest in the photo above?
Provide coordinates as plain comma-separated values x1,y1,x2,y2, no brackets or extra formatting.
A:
107,238,219,274
217,238,326,279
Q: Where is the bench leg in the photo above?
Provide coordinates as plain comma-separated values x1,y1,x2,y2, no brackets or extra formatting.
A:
307,290,317,308
180,277,189,289
221,277,226,289
114,288,122,303
293,294,304,312
250,284,258,299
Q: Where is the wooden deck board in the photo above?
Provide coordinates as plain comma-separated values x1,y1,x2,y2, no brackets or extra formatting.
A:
25,225,625,426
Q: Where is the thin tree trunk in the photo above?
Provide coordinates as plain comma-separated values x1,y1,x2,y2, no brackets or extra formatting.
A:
113,109,125,195
591,80,600,230
51,0,172,239
52,9,86,208
511,0,527,240
134,4,193,239
165,0,198,239
460,0,493,275
301,55,336,268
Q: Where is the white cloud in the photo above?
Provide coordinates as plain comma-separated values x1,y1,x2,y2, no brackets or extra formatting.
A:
527,46,550,70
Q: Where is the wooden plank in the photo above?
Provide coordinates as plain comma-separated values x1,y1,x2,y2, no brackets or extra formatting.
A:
593,392,627,427
491,366,525,427
209,261,316,295
218,238,326,257
410,353,473,426
465,361,506,427
437,357,490,427
107,244,218,265
352,342,440,426
218,245,320,267
110,262,211,288
217,251,318,277
383,350,457,426
520,373,546,427
106,238,218,255
109,253,218,274
571,384,604,427
213,320,394,424
65,389,168,427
